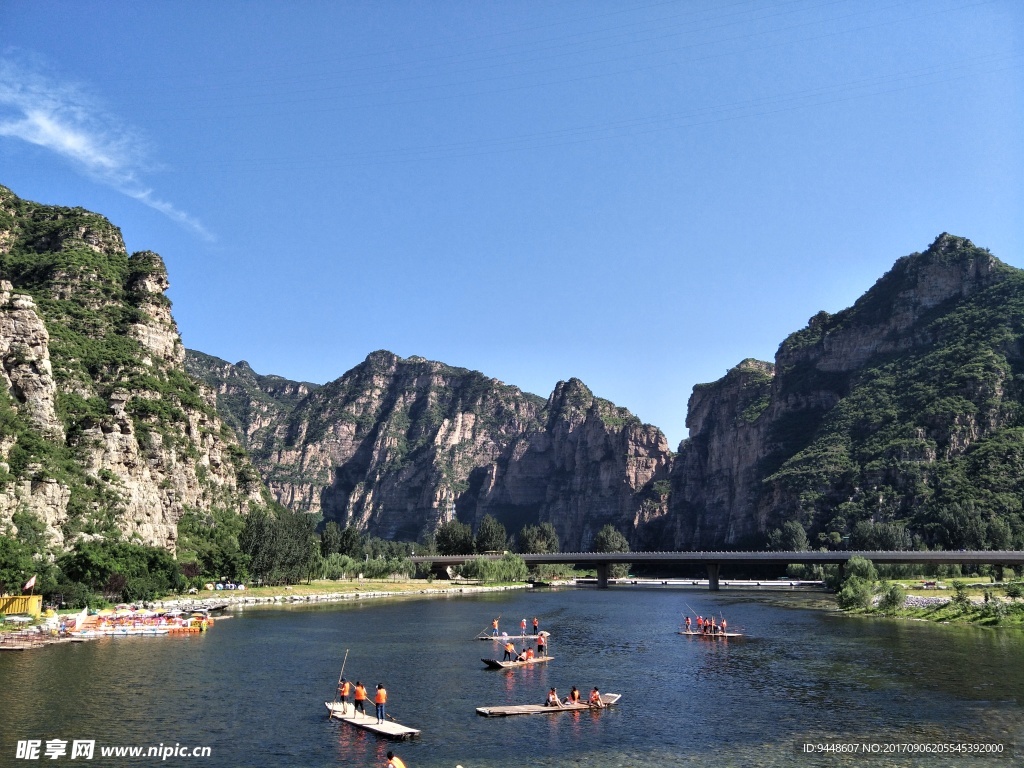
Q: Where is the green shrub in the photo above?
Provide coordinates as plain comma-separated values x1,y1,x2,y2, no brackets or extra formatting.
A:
951,580,972,611
846,556,878,582
459,553,528,583
321,553,357,580
836,576,874,610
878,582,906,613
50,580,96,610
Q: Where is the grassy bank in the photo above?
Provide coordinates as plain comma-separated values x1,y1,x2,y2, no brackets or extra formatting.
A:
842,576,1024,626
848,598,1024,626
181,577,522,601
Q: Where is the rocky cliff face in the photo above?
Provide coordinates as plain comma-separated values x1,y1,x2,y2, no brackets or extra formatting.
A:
11,183,1014,556
669,234,1024,550
188,350,673,549
0,185,266,550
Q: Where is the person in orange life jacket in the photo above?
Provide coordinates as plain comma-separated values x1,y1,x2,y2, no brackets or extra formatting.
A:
353,682,368,715
563,686,580,705
697,616,704,632
684,616,691,632
589,687,604,708
492,617,500,636
537,634,546,655
503,641,515,661
375,683,387,724
386,750,406,768
520,618,527,635
721,618,728,633
533,616,539,634
525,647,534,661
338,678,352,715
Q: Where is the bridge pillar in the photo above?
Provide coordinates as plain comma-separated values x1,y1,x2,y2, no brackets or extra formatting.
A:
706,563,720,591
596,564,610,589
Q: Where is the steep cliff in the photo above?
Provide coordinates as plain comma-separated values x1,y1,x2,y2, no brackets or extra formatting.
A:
669,234,1024,550
187,350,673,549
0,185,266,549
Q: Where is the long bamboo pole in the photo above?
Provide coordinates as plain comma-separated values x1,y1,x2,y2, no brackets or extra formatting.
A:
329,649,350,719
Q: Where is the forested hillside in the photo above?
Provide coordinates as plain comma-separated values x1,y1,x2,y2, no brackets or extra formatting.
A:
0,184,266,550
670,234,1024,551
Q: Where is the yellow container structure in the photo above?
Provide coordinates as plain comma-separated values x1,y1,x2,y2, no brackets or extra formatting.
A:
0,595,43,617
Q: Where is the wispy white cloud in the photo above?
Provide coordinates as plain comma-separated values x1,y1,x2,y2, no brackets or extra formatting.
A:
0,55,213,241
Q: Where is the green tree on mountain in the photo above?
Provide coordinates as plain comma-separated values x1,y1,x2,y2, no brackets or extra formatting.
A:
475,515,507,553
516,522,559,553
435,520,474,555
592,524,630,578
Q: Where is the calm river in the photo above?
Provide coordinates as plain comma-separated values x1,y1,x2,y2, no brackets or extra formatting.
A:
1,587,1021,767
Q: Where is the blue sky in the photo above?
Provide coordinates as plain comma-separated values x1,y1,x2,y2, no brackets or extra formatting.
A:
1,1,1021,447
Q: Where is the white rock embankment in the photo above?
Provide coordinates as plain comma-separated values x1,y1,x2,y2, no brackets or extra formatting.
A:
902,595,951,608
154,583,529,611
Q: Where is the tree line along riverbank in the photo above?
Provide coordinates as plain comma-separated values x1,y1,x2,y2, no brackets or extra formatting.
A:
832,557,1024,626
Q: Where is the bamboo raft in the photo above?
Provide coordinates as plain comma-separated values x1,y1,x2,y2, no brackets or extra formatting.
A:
678,630,744,639
476,633,541,641
476,693,621,717
324,703,420,739
481,655,553,669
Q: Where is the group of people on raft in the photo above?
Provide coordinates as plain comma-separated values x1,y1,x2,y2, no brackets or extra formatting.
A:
544,686,605,708
499,622,548,662
501,629,548,662
683,615,728,634
492,616,540,636
335,679,389,724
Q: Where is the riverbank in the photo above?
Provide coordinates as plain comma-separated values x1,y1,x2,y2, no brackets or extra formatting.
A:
1,581,531,650
850,589,1024,626
153,579,530,611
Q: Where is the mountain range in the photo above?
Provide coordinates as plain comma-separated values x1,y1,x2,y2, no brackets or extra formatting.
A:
2,183,1022,552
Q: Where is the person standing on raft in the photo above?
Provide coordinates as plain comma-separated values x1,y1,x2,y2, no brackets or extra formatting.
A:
338,677,351,715
375,683,387,724
353,682,368,715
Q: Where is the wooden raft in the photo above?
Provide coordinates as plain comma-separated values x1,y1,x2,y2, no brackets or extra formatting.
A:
324,702,420,739
476,633,541,641
481,655,554,670
476,693,621,717
678,630,744,639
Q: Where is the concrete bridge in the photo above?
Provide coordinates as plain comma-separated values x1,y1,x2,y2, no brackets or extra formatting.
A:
408,550,1024,590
